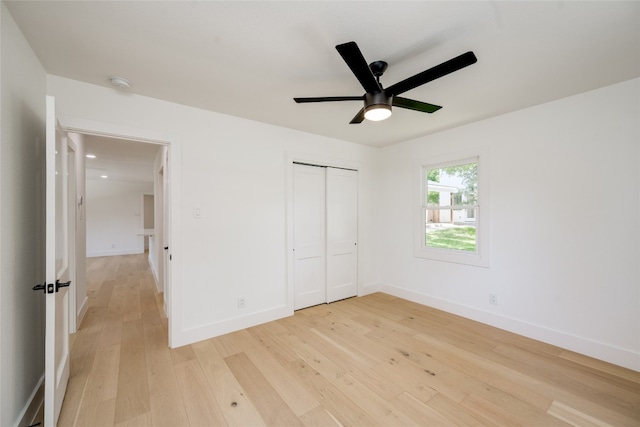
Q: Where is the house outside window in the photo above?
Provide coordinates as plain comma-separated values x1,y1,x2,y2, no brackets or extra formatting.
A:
425,161,478,252
414,150,489,267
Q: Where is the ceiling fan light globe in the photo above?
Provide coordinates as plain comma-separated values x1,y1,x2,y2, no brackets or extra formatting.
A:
364,105,392,121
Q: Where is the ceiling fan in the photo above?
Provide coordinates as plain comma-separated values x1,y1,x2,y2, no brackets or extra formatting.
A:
294,41,477,124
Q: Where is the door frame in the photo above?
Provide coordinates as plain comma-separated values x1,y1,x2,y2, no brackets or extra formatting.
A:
285,152,361,313
57,115,182,347
66,142,78,333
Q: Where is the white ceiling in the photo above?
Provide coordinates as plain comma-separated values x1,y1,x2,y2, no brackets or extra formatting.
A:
6,1,640,149
84,135,160,183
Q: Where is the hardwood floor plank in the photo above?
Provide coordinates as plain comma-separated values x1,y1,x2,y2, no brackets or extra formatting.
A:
68,330,100,378
192,339,267,427
113,411,153,427
174,359,228,426
56,372,89,426
140,288,162,330
79,343,120,408
299,406,342,427
331,372,418,426
75,398,116,427
121,289,141,322
390,392,458,426
413,331,554,411
561,350,640,380
98,303,124,349
144,324,191,427
548,400,615,427
225,352,303,426
287,357,381,427
427,393,499,427
247,321,301,364
244,346,320,416
114,319,150,424
170,343,197,365
212,329,257,358
494,343,640,422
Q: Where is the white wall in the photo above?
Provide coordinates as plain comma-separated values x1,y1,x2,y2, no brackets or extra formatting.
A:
48,75,380,347
0,4,47,426
378,78,640,370
86,179,153,257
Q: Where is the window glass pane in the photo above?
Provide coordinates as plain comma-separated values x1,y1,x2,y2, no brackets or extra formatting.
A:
425,209,477,252
425,161,477,208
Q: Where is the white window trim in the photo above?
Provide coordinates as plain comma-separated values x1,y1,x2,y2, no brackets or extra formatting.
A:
413,148,490,267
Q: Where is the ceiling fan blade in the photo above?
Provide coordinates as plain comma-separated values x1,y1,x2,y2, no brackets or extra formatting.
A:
349,108,365,124
294,96,363,103
336,41,381,94
385,51,477,96
393,97,442,113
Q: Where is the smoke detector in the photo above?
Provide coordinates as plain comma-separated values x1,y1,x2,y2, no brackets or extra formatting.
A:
109,76,131,89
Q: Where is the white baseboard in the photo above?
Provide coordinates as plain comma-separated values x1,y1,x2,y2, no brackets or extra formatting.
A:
149,256,161,293
14,374,44,427
171,305,292,348
77,295,89,328
87,248,143,257
380,283,640,372
359,281,380,296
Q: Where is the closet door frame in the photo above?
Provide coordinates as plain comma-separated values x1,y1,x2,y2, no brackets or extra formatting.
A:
286,154,360,313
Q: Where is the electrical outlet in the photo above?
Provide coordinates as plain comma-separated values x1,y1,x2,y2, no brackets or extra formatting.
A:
489,293,498,305
238,297,246,309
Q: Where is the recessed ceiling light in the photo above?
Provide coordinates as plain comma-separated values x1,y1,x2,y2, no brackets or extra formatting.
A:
100,175,108,179
109,76,131,89
86,154,96,159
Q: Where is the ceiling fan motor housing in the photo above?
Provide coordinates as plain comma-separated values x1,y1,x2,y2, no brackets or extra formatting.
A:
364,92,393,121
365,91,393,109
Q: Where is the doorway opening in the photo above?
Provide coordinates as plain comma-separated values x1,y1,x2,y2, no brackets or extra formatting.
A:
60,116,180,347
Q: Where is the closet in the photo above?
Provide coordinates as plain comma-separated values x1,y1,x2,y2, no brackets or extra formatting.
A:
293,163,358,310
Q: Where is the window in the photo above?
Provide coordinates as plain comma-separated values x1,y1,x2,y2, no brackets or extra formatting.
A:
414,150,489,267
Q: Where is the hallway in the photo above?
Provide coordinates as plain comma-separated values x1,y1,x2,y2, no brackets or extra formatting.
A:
58,254,174,426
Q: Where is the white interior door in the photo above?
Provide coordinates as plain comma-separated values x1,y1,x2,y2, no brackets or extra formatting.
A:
44,95,70,426
326,168,358,303
293,164,326,310
163,150,171,323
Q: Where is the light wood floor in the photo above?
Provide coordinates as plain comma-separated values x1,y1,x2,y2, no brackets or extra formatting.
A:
56,253,640,426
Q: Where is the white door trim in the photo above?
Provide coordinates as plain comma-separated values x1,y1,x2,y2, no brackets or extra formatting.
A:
57,116,183,348
66,143,78,333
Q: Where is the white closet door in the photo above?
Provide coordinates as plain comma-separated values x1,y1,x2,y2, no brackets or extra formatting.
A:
293,164,326,310
326,168,358,303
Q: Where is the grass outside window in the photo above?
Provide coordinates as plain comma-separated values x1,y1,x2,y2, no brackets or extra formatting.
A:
425,225,476,252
